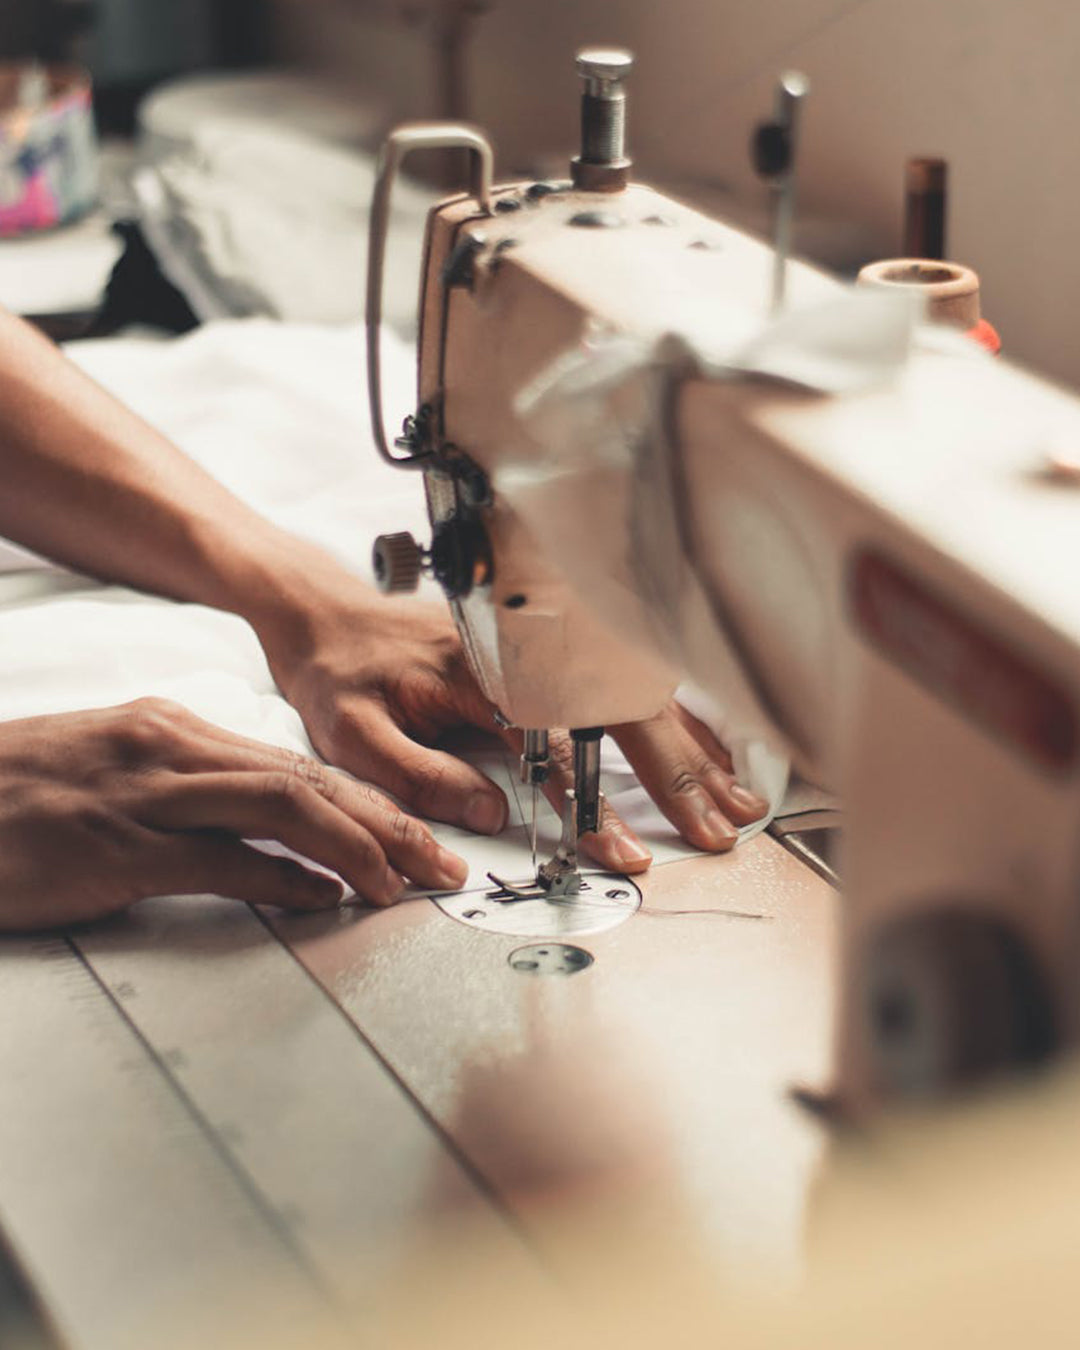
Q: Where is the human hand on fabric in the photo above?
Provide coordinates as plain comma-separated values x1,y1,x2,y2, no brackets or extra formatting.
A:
255,578,769,876
0,699,467,932
0,303,760,896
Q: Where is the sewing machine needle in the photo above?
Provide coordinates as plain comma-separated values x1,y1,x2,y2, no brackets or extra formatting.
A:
521,730,549,876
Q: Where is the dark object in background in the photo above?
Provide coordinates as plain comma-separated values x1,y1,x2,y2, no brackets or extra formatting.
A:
904,156,947,260
0,0,93,63
91,0,274,134
214,0,272,68
89,220,200,336
0,0,273,134
26,221,200,344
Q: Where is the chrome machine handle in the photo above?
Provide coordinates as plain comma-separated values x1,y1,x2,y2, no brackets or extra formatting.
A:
366,122,495,469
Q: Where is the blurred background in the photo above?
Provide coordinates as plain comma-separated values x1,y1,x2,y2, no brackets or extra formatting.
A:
0,0,265,128
1,0,1077,386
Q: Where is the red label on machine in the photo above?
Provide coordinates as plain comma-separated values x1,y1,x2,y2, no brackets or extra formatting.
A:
850,549,1078,774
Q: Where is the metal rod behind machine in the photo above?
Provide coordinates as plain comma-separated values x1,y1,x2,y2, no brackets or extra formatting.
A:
751,70,810,313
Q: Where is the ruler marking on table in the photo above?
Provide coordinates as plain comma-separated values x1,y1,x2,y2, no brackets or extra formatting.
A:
63,934,345,1318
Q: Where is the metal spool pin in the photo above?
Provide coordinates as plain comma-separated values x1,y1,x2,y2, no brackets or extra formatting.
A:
571,47,634,192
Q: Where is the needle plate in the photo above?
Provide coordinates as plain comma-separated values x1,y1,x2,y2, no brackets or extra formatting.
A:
433,873,641,938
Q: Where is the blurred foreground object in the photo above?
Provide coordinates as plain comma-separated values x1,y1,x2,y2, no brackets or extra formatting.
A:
377,1060,1080,1350
0,62,96,236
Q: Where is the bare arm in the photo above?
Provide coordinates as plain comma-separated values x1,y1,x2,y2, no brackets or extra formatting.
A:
0,305,330,635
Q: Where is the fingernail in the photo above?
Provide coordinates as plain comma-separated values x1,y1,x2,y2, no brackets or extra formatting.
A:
307,874,343,906
381,866,407,904
464,791,505,835
702,807,739,850
730,784,769,813
436,847,468,889
613,835,652,868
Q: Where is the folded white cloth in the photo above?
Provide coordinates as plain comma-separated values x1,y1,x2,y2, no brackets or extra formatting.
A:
133,122,435,330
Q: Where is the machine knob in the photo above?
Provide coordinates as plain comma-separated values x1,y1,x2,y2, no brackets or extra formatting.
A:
372,531,424,594
572,46,634,192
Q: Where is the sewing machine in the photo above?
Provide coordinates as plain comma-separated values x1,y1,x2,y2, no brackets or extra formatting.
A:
6,43,1076,1349
368,47,1080,1111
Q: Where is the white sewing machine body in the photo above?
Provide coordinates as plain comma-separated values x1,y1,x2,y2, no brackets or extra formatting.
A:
680,355,1080,1105
396,149,1080,1105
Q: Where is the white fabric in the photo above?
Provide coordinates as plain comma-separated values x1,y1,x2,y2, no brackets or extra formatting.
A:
0,536,45,573
0,210,122,317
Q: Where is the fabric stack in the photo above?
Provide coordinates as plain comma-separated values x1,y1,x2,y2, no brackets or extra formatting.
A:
131,71,435,332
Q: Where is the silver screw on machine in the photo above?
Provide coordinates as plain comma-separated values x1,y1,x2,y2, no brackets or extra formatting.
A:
571,47,634,192
751,70,810,312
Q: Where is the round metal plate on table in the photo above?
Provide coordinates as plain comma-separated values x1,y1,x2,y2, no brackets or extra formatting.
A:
508,944,594,976
433,873,641,938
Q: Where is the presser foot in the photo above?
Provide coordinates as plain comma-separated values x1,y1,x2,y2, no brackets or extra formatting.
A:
485,788,607,902
484,869,582,903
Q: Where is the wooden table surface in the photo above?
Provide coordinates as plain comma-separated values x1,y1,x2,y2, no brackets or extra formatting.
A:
0,831,838,1348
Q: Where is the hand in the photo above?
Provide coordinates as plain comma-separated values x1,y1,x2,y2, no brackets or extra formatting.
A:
259,585,769,875
0,699,468,932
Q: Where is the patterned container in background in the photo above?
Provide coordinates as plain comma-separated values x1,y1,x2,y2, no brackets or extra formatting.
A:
0,63,98,237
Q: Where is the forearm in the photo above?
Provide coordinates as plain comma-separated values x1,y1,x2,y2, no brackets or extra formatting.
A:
0,306,355,645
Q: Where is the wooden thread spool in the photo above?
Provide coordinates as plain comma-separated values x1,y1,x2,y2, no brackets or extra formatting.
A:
857,258,1001,354
857,258,980,328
